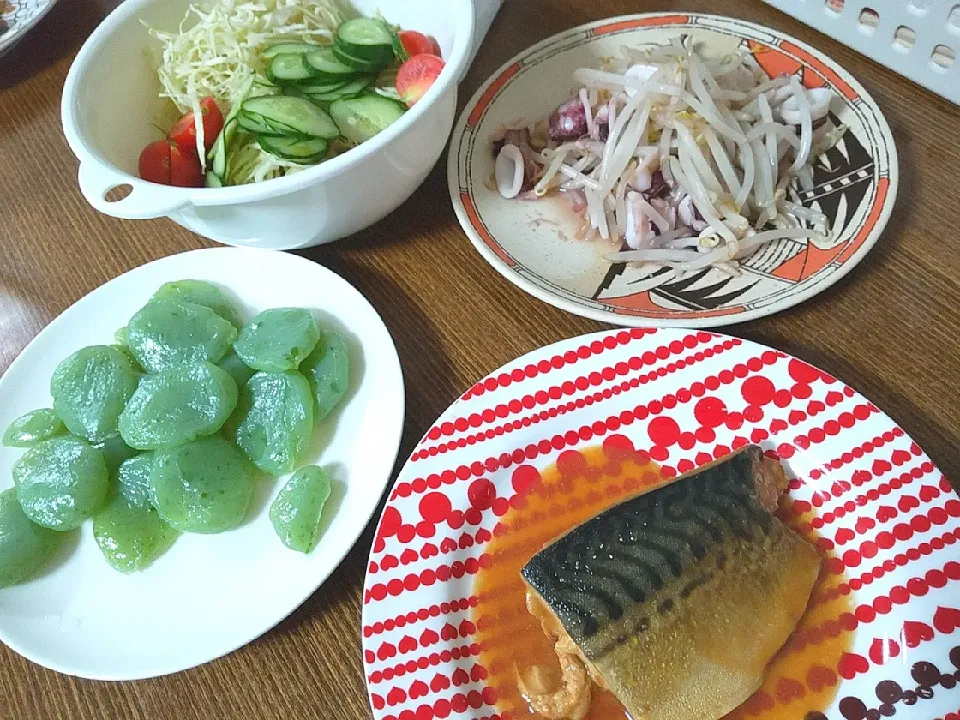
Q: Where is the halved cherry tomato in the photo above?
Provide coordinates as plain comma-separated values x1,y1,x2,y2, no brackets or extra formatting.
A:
167,97,224,155
139,140,172,185
169,143,204,187
138,140,204,187
398,30,441,59
395,53,445,108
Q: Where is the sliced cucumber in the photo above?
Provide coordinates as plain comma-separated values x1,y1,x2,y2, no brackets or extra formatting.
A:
209,116,237,179
237,111,280,136
298,80,352,95
282,82,348,105
329,93,406,145
206,77,254,186
258,136,329,163
267,54,314,85
332,45,388,74
205,172,223,188
237,111,305,138
241,96,340,139
336,18,395,62
304,47,360,81
337,76,376,95
303,76,374,103
261,42,323,60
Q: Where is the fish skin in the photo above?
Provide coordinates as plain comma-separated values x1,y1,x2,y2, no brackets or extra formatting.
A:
521,445,821,720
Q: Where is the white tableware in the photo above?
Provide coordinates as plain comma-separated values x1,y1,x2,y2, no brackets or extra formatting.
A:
0,0,59,57
61,0,475,250
0,247,405,680
449,14,898,327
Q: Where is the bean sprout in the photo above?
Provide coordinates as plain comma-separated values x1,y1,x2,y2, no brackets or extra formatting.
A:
493,41,839,272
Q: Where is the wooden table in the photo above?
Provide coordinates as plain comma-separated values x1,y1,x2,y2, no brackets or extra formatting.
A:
1,0,957,717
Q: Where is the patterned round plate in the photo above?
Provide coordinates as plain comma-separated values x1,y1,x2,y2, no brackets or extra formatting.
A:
0,0,59,57
447,14,898,327
362,328,959,720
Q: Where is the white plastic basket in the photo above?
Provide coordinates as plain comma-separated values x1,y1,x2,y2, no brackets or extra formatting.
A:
762,0,959,103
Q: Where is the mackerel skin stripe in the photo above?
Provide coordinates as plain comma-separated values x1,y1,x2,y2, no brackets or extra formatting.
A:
520,445,822,720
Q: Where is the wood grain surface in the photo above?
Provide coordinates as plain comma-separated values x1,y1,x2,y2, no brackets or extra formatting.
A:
1,0,958,717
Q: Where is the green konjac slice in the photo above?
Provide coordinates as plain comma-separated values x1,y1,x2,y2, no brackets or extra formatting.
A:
118,362,238,450
114,327,141,368
115,345,143,372
13,436,109,530
93,493,178,573
218,349,255,389
3,409,66,447
234,308,320,372
300,330,350,420
95,435,138,473
0,488,60,588
269,465,332,553
116,453,155,508
50,345,141,443
126,299,238,373
152,280,242,329
151,437,256,534
229,371,314,475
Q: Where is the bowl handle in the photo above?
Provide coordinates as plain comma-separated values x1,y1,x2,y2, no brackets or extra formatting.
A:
77,162,189,220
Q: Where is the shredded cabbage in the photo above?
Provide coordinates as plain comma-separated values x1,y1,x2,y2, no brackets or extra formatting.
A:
148,0,347,114
147,0,348,176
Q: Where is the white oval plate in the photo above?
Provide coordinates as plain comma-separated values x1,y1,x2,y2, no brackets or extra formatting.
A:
448,14,898,327
0,247,405,680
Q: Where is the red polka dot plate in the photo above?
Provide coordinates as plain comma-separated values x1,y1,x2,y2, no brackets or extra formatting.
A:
361,328,959,720
447,14,898,328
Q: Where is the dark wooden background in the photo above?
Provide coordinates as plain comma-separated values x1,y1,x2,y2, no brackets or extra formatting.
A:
1,0,957,717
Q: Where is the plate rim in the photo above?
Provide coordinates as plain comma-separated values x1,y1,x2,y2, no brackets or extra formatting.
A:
446,12,900,329
0,0,59,56
0,246,407,681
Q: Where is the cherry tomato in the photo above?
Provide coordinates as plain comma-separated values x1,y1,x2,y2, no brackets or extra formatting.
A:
139,140,172,184
396,53,445,108
138,140,204,187
398,30,441,59
169,143,204,187
167,97,224,155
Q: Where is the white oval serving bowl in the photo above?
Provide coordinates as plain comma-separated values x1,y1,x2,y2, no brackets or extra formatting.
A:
61,0,475,250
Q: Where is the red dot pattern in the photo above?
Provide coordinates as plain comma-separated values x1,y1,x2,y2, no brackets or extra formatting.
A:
780,564,960,684
369,647,484,689
394,345,764,497
363,597,478,639
781,403,879,470
362,328,958,720
413,338,742,461
798,461,937,535
365,558,490,603
459,328,659,402
810,529,960,609
445,332,711,439
813,499,960,574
